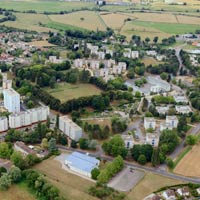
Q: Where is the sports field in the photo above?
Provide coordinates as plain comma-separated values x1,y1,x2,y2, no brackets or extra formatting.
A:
127,172,184,200
174,145,200,178
49,11,107,31
44,83,102,103
34,156,98,200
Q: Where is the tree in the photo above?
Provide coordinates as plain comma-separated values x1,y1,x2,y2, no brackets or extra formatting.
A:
102,135,128,159
8,166,21,183
10,151,26,169
177,115,188,134
41,138,48,149
48,138,57,153
160,72,168,80
166,157,174,169
0,173,11,190
159,130,179,154
79,138,89,150
0,142,12,159
137,154,147,165
153,36,158,44
185,135,198,146
0,167,7,176
151,147,160,167
145,37,150,44
91,168,100,180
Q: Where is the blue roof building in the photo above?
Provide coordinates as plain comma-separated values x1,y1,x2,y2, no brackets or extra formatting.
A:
65,152,100,178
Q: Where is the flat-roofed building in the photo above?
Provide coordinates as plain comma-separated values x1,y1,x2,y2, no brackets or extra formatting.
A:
0,116,8,132
65,152,100,177
146,133,159,147
3,88,20,113
166,115,178,128
59,115,82,141
144,117,156,130
121,135,134,149
175,105,192,114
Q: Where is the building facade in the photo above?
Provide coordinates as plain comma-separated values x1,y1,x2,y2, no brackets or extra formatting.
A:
3,88,20,113
59,116,82,141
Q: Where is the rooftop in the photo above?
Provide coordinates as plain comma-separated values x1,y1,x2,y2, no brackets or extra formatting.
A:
65,152,99,174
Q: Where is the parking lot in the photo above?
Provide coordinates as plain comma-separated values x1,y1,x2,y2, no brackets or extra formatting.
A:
108,167,145,192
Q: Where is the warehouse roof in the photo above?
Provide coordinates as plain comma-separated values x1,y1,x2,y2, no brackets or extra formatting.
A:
65,152,99,174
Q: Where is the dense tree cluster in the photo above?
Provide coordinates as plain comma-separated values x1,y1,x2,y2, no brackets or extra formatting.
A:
131,144,153,165
0,10,16,23
152,95,175,104
111,118,127,134
102,135,128,159
97,156,124,184
22,169,65,200
147,49,179,76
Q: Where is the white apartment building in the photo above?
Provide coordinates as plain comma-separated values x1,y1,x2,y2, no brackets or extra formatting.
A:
59,116,82,141
160,122,173,131
146,133,159,147
144,117,156,129
175,105,192,114
9,106,49,128
121,135,134,149
166,115,178,128
0,117,8,132
3,88,20,113
131,51,139,59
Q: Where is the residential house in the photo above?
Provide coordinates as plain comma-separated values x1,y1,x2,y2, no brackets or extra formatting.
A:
176,187,190,197
146,50,157,56
162,189,176,200
14,141,35,157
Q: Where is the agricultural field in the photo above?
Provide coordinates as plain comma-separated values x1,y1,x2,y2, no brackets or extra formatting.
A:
100,12,130,30
49,11,107,31
120,21,170,41
0,0,96,13
174,145,200,178
0,184,35,200
3,13,53,32
127,172,184,200
34,157,98,200
44,83,102,103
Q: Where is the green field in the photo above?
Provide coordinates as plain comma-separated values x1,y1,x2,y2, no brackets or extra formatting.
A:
45,83,102,103
132,21,200,34
0,0,96,13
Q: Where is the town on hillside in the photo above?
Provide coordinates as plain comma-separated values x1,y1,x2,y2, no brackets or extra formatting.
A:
0,0,200,199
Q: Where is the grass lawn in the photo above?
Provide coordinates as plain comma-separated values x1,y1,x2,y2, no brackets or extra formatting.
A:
127,172,184,200
0,184,35,200
44,83,102,103
33,157,98,200
142,56,163,66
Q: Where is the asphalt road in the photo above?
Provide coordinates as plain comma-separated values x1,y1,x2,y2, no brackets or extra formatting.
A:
170,123,200,159
58,146,200,184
